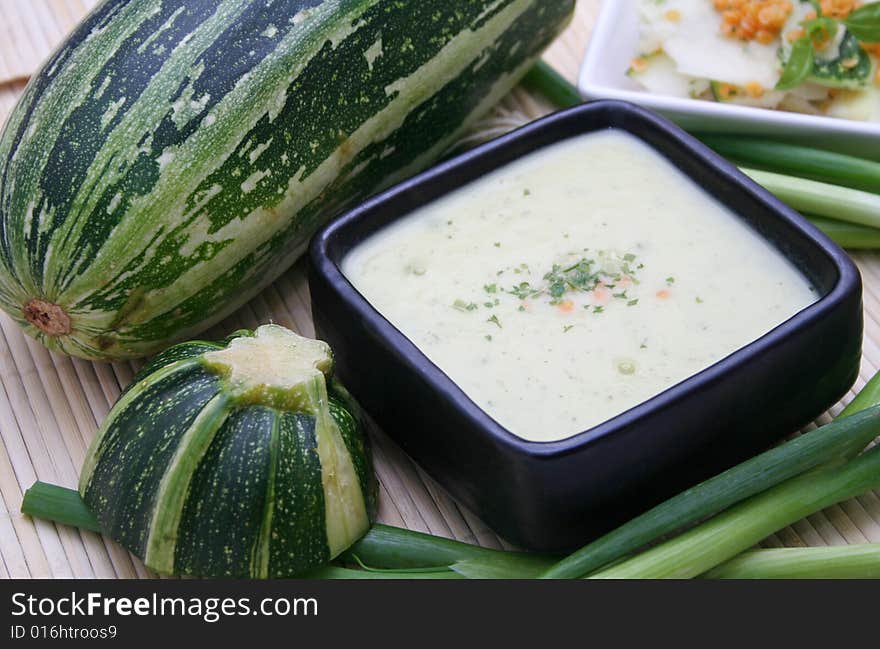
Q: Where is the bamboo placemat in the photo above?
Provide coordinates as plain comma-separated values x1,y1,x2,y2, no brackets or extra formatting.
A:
0,0,878,580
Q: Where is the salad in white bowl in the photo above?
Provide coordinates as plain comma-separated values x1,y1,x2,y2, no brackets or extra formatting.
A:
629,0,880,122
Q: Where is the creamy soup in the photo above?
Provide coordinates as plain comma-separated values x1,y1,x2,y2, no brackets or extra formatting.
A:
343,130,817,442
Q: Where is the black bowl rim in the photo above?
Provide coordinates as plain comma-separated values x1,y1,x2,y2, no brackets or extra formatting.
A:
310,100,860,460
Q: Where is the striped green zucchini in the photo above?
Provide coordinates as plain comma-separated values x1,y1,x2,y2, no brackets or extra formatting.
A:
0,0,574,360
79,324,375,577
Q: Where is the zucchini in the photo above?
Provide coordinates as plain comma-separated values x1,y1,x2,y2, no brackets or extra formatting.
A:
0,0,574,360
79,324,376,577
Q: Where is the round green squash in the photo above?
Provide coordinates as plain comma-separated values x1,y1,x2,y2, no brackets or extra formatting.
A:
79,324,376,577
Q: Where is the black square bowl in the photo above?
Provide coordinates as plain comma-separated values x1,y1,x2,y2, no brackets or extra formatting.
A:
308,101,863,552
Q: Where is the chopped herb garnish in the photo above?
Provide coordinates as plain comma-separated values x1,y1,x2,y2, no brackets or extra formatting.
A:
563,325,574,333
613,292,628,299
484,283,498,294
452,299,478,312
623,253,636,262
627,299,639,307
494,242,501,248
483,302,494,308
487,314,502,329
666,276,675,285
593,306,604,314
523,188,531,196
696,296,704,304
484,334,492,341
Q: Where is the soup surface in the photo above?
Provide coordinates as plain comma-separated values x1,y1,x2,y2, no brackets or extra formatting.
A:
343,130,817,442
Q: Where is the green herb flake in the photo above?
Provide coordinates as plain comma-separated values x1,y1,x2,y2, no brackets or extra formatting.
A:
523,188,531,197
494,242,502,248
593,306,604,314
776,36,814,90
627,299,639,307
665,276,675,285
563,325,574,333
484,334,493,341
696,296,704,304
487,314,502,329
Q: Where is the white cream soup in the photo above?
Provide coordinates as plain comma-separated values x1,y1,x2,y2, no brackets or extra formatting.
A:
343,130,816,442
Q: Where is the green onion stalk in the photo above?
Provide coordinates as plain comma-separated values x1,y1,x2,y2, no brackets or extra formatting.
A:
539,403,880,578
704,544,880,579
20,482,555,578
696,135,880,193
589,445,880,579
806,216,880,249
742,169,880,230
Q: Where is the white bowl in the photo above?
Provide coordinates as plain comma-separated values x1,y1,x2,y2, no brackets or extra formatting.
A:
578,0,880,161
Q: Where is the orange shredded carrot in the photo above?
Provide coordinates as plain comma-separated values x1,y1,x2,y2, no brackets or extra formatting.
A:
714,0,793,42
630,58,648,73
558,300,575,313
745,81,765,97
656,290,671,300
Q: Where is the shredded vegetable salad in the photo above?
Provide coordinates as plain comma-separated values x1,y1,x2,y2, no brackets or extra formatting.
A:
630,0,880,121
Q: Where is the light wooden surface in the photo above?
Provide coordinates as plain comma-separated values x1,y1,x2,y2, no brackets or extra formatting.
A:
0,0,878,580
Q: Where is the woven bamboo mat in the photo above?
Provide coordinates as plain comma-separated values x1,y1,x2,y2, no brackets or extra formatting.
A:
0,0,878,580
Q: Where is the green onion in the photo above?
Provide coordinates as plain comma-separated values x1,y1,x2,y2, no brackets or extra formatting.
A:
344,523,555,577
590,445,880,579
521,60,581,109
303,566,464,579
703,544,880,579
806,216,880,249
539,403,880,579
20,483,553,578
697,136,880,193
21,481,100,532
839,370,880,421
741,168,880,229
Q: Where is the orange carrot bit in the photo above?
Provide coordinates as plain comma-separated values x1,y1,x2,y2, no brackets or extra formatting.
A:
558,300,575,313
617,275,633,288
656,289,671,300
630,58,649,73
593,287,610,304
745,81,765,98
